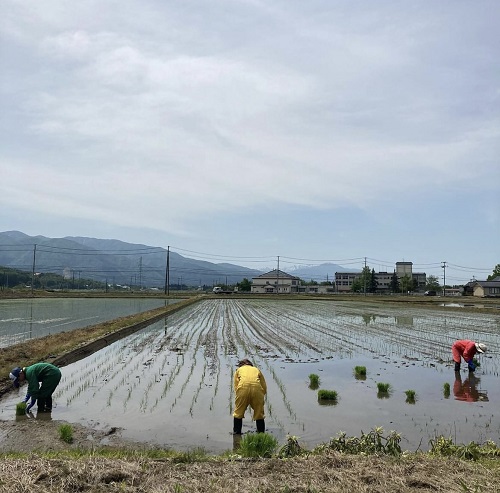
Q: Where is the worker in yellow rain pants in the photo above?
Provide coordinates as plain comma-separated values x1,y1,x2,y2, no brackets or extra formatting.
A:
233,359,267,434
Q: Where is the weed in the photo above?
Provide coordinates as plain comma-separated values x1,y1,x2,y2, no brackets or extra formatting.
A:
317,389,337,401
237,432,278,458
278,435,306,458
308,373,320,389
58,424,74,444
429,436,500,461
319,427,402,456
15,402,27,416
172,447,208,463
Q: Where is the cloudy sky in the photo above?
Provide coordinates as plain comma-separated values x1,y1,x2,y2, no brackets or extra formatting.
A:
1,1,499,284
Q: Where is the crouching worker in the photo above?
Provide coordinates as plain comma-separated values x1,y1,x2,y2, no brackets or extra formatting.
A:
452,340,487,372
233,359,267,434
9,363,62,412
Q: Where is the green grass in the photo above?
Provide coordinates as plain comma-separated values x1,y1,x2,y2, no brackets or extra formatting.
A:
15,402,27,416
237,432,278,458
317,389,338,401
58,424,74,444
308,373,320,389
354,366,367,377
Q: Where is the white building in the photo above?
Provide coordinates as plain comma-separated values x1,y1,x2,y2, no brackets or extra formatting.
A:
251,270,300,294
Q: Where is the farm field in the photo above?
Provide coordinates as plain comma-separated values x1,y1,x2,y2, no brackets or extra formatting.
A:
1,298,499,454
0,297,178,347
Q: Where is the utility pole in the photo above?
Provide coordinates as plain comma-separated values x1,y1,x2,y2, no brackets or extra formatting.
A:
364,257,367,296
277,256,280,294
139,256,143,290
31,244,37,296
164,246,170,295
442,261,447,297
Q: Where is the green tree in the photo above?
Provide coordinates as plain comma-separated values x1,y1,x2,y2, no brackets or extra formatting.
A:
400,274,412,294
352,267,372,294
389,272,399,293
369,268,378,293
426,275,441,291
238,278,252,292
487,264,500,281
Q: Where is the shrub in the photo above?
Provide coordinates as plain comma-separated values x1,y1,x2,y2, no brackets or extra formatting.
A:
318,389,338,401
237,432,278,458
58,424,74,444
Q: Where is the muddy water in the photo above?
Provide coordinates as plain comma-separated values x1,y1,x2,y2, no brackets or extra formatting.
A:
1,299,499,454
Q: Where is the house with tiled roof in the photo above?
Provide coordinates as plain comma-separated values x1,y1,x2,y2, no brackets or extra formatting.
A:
251,269,300,294
471,277,500,297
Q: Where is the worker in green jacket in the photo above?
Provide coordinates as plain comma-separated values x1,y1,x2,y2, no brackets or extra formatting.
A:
9,363,62,413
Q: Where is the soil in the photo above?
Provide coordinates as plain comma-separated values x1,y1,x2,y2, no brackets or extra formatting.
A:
0,417,500,492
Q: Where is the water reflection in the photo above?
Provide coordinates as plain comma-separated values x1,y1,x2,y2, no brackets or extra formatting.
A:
453,373,489,402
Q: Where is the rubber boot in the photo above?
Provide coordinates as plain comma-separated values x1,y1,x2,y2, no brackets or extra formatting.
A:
454,362,461,372
256,419,265,433
233,418,242,435
37,397,46,412
45,396,53,411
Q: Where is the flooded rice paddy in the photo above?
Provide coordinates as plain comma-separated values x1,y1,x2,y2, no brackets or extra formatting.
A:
2,298,499,453
0,297,177,347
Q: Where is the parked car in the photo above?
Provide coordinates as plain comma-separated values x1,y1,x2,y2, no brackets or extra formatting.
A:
424,290,437,296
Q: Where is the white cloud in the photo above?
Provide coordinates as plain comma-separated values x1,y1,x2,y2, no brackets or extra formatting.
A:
1,1,499,272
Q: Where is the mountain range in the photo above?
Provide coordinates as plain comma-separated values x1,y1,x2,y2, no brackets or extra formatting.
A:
0,231,355,288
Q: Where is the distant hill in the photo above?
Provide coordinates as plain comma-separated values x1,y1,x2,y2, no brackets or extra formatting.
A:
0,231,262,288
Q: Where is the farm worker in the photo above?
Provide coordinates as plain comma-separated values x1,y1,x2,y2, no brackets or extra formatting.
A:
233,359,267,434
452,340,487,372
9,363,62,413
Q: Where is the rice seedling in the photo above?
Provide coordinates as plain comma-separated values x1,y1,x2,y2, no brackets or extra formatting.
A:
354,366,367,378
443,382,451,398
236,432,278,458
58,424,74,444
308,373,320,389
472,358,481,368
317,389,338,402
376,382,391,398
15,402,27,416
405,389,416,404
376,382,390,393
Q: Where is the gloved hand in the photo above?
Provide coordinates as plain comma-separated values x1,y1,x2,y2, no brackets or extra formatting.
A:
468,360,476,372
26,397,36,413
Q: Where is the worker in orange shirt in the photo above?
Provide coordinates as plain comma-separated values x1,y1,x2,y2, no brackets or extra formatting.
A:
452,340,487,372
233,359,267,434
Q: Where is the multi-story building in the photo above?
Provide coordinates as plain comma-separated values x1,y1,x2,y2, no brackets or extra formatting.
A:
335,262,427,294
